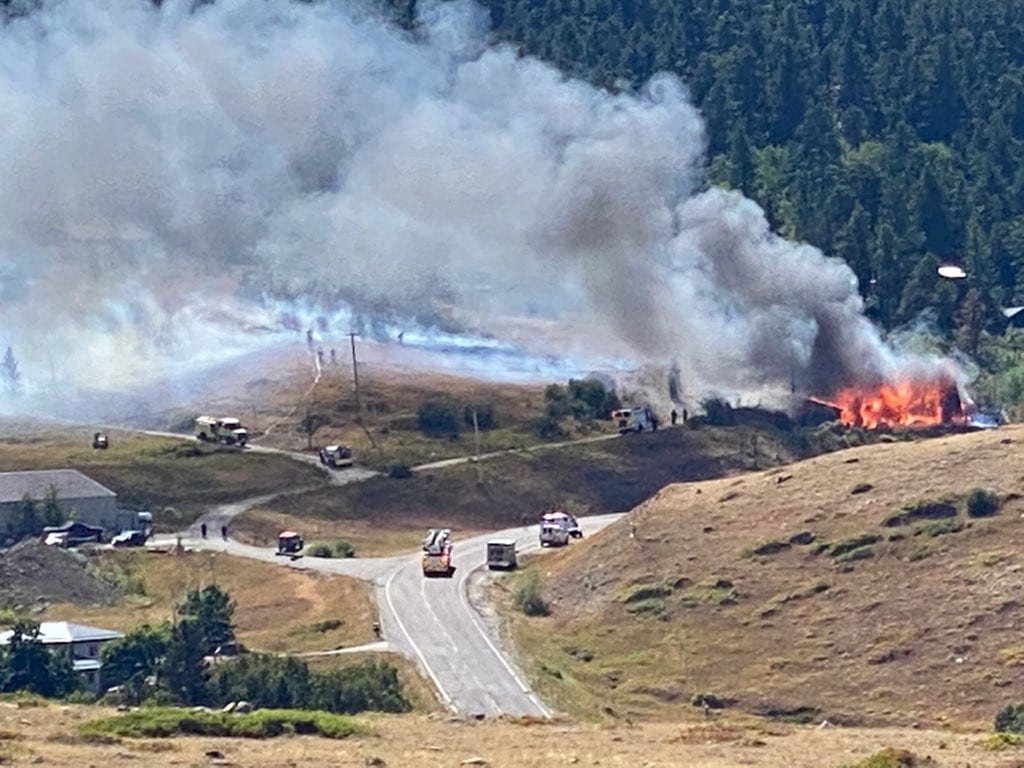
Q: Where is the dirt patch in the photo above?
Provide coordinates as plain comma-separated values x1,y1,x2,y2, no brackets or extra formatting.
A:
0,540,120,610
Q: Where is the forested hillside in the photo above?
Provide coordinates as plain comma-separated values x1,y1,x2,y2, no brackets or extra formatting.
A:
387,0,1024,364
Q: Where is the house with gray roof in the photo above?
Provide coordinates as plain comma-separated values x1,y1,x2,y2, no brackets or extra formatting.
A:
0,469,118,535
0,621,124,692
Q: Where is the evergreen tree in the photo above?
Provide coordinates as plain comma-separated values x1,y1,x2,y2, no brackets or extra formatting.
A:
177,584,236,655
1,346,20,396
0,620,77,697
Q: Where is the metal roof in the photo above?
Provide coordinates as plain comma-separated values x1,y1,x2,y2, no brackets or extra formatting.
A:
0,621,123,645
0,470,116,505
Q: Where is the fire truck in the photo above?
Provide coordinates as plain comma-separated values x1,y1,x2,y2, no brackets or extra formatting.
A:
195,416,249,446
421,528,455,577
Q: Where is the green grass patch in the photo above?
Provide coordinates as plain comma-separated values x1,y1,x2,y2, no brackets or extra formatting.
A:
758,582,830,617
624,597,668,619
921,518,965,537
840,746,918,767
80,707,367,740
985,732,1024,751
618,581,674,604
882,500,957,527
835,546,875,565
828,534,882,557
743,539,791,557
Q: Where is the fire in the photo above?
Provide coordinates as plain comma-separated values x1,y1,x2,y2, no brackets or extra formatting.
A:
814,379,963,429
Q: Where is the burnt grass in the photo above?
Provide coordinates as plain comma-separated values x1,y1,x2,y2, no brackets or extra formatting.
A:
255,423,803,533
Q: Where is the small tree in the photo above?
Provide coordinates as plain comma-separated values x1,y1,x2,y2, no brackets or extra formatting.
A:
0,620,77,697
178,585,236,655
417,398,460,437
0,346,20,396
297,410,331,450
101,624,170,703
40,486,63,528
160,617,208,705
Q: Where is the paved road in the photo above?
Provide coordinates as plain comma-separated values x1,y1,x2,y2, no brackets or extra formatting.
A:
152,513,622,717
141,420,635,715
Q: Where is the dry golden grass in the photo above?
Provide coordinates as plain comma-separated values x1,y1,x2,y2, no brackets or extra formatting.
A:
35,549,377,653
505,425,1024,728
0,699,1004,767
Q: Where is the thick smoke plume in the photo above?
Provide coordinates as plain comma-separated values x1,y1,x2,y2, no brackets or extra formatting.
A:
0,0,955,412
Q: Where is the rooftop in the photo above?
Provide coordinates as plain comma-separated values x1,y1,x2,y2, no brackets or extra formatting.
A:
0,470,116,505
0,621,123,645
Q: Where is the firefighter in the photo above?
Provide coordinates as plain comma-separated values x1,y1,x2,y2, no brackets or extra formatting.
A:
671,409,678,426
200,523,208,539
221,525,228,540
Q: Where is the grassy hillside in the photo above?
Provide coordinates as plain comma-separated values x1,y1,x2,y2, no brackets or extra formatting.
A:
0,423,326,529
231,422,806,555
27,549,377,655
503,425,1024,728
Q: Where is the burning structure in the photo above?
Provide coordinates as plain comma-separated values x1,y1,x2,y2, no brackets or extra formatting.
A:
811,377,965,429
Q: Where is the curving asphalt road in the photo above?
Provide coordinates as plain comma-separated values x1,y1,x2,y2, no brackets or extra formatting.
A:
152,511,621,717
142,416,634,716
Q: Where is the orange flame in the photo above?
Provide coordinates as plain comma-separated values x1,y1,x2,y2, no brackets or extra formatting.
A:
814,379,963,429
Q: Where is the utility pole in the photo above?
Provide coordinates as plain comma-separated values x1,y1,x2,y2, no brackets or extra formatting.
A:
347,332,363,420
347,332,377,449
472,408,481,481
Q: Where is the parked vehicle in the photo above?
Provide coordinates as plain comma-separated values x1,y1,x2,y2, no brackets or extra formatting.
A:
541,507,583,539
92,432,109,449
41,521,104,547
486,539,517,570
539,522,570,547
195,415,249,446
111,529,148,548
276,530,304,558
318,444,354,468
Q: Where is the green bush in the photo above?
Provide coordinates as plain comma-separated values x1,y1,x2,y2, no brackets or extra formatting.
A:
387,463,412,479
514,571,551,617
307,544,334,558
417,398,460,437
463,403,497,430
332,540,356,558
206,654,409,714
840,747,918,767
80,707,366,740
995,702,1024,732
967,488,1000,518
532,414,566,440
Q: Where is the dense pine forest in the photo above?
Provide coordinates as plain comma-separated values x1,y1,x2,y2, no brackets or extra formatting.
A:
384,0,1024,405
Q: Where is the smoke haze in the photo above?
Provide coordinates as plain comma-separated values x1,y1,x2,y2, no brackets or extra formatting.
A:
0,0,955,411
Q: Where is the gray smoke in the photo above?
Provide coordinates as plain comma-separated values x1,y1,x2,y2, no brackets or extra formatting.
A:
0,0,953,409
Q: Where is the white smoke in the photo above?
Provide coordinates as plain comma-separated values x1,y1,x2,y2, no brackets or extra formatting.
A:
0,0,953,413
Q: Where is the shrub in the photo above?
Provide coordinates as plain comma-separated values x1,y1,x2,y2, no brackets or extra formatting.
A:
417,398,460,437
514,571,550,617
332,540,356,558
532,414,566,440
619,582,674,603
80,707,366,740
828,534,882,557
387,463,413,479
307,544,334,558
841,747,918,767
463,403,497,430
699,398,734,426
995,702,1024,732
967,488,1000,518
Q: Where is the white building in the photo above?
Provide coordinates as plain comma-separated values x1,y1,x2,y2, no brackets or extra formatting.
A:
0,621,124,692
